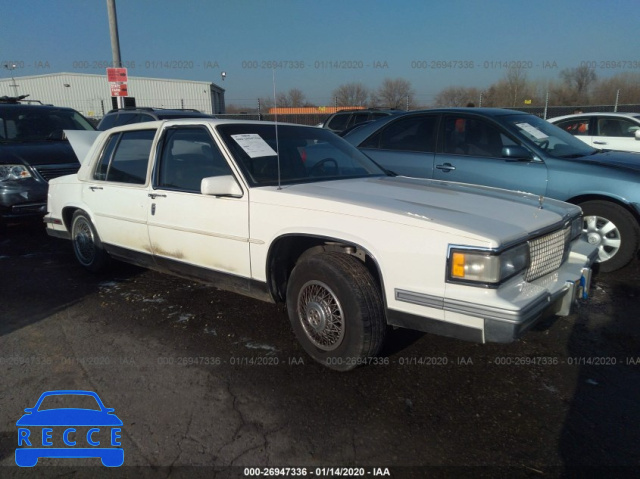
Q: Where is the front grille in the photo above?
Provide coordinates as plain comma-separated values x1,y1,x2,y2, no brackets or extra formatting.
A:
524,227,570,282
34,163,79,182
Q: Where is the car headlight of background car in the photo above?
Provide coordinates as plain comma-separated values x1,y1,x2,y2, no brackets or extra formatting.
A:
448,243,530,286
0,165,32,182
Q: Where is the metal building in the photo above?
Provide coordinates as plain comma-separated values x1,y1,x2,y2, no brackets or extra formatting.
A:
0,72,225,120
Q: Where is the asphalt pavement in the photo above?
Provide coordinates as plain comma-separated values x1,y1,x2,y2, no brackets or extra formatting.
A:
1,222,639,478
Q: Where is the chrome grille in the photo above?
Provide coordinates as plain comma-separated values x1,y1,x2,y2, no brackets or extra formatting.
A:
524,227,570,282
34,164,79,182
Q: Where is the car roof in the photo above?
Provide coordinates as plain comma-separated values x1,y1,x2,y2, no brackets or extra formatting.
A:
549,112,640,122
98,117,314,134
0,103,80,112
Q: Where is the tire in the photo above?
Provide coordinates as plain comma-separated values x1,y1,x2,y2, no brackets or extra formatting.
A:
71,210,110,272
286,251,386,371
579,200,640,273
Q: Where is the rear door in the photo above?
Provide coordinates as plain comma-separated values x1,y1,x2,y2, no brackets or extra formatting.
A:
433,114,549,195
357,114,438,178
81,129,155,260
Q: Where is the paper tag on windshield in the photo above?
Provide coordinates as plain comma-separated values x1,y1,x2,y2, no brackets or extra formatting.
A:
231,134,277,158
515,122,548,140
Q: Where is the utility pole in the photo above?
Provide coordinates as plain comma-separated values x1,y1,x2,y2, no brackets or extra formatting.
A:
106,0,124,109
4,63,19,97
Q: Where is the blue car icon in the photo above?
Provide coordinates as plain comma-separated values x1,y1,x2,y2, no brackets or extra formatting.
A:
16,390,123,467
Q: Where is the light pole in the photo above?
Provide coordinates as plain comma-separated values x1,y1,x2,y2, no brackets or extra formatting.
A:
3,63,19,97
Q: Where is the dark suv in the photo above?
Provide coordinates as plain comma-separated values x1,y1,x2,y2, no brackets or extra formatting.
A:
0,96,95,224
321,108,403,133
97,107,214,130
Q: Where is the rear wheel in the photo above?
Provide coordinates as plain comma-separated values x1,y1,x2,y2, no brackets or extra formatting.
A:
579,200,639,273
71,210,110,272
286,252,386,371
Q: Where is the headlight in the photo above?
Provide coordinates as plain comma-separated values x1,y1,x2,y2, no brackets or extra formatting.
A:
0,165,32,181
448,243,529,286
570,215,583,240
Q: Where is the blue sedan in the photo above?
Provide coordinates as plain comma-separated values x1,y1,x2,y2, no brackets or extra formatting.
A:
343,108,640,272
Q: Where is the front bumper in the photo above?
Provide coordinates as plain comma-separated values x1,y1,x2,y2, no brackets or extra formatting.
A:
388,238,599,343
0,180,47,219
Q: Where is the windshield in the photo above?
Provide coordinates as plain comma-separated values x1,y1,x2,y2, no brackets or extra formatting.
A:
216,123,386,186
0,107,95,143
503,113,597,158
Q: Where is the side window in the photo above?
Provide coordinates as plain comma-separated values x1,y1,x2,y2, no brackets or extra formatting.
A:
597,118,636,137
443,116,505,157
137,114,155,124
113,113,139,128
326,113,350,131
97,114,118,131
351,112,369,126
106,130,155,184
555,118,589,136
157,128,232,192
369,116,437,152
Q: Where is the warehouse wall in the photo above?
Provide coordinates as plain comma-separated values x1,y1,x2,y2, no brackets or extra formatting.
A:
0,73,225,119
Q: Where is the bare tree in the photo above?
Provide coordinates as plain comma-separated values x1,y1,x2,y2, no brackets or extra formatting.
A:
591,72,640,105
434,86,480,107
560,66,597,103
332,82,369,107
273,89,307,108
505,65,528,107
372,78,414,109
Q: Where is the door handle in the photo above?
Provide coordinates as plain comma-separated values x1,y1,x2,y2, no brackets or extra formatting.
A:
148,193,167,199
436,163,456,172
593,141,607,145
89,186,103,191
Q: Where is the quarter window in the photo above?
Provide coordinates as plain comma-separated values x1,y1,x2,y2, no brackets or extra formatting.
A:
157,127,232,192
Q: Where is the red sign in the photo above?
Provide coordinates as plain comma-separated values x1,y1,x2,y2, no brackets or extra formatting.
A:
109,83,128,97
106,67,128,83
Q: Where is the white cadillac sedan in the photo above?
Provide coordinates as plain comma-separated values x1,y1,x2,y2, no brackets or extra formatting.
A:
45,119,597,370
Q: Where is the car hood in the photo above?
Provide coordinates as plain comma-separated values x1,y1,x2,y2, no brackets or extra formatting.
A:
264,176,579,247
569,150,640,171
16,409,123,426
0,141,80,166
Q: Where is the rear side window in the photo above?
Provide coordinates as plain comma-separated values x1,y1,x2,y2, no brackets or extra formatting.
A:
361,115,438,152
93,130,155,184
326,113,350,131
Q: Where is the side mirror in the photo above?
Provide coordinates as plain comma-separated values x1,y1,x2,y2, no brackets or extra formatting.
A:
635,129,640,141
502,145,533,160
201,175,243,197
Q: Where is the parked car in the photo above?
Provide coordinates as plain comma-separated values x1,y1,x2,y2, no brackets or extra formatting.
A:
0,96,95,225
549,112,640,153
46,119,596,370
96,107,214,131
343,108,640,272
321,108,403,133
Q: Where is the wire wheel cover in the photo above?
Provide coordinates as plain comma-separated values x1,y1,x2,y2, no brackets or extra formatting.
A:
297,280,345,351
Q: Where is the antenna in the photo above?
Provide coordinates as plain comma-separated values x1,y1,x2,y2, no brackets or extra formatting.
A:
272,69,281,190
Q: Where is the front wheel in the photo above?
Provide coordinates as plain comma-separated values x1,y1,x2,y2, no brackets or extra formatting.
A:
71,210,110,272
578,200,639,273
286,252,386,371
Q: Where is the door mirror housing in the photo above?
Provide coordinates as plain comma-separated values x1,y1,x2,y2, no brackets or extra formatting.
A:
201,175,243,197
502,145,533,160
